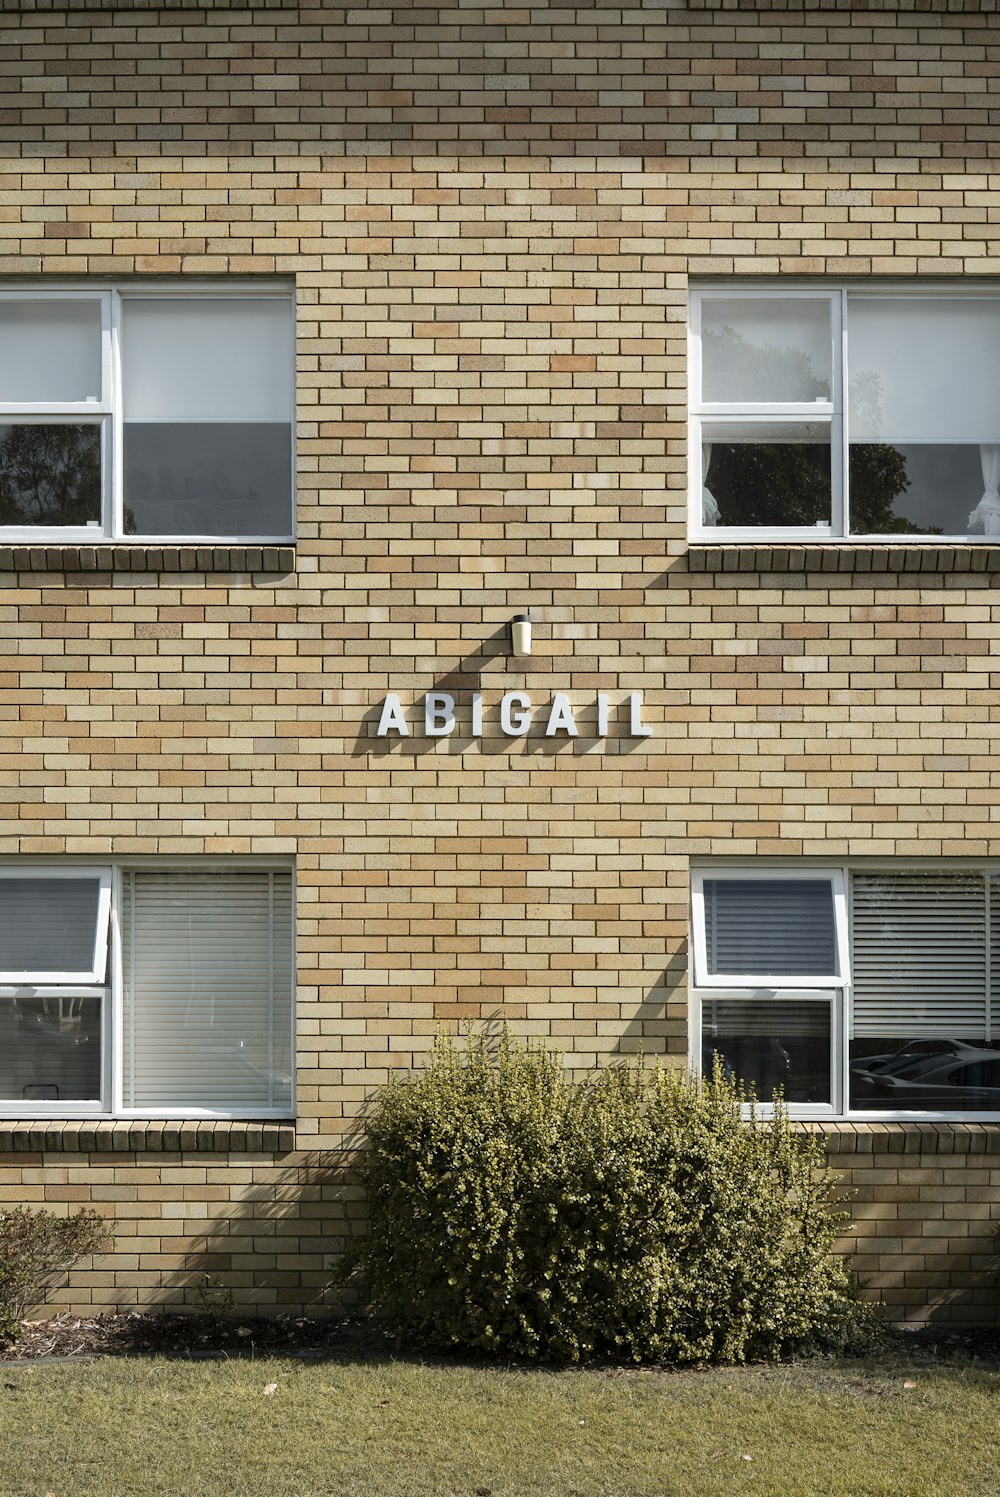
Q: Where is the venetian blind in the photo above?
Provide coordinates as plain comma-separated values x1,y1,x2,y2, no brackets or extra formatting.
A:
851,872,990,1039
702,877,838,979
0,875,106,980
121,870,293,1111
702,998,830,1039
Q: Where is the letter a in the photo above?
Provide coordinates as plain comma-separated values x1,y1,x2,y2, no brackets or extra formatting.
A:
376,694,409,737
545,693,578,737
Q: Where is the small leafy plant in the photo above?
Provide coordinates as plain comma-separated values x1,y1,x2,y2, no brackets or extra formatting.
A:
0,1206,107,1343
358,1032,876,1364
193,1273,236,1318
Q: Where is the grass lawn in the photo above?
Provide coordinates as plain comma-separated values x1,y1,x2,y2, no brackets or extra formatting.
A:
1,1349,998,1497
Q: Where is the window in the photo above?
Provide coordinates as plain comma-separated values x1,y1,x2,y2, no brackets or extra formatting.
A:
0,865,294,1118
692,866,1000,1118
0,287,294,542
689,287,1000,542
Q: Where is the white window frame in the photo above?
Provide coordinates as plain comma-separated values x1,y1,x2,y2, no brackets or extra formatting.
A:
0,859,295,1122
689,284,1000,544
694,988,841,1121
692,860,1000,1121
0,282,295,545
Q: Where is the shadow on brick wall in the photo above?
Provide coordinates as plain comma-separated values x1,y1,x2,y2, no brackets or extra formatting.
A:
0,0,911,163
148,1142,366,1318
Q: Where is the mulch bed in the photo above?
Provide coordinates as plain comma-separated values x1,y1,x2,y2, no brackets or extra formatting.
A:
0,1311,397,1362
2,1311,999,1365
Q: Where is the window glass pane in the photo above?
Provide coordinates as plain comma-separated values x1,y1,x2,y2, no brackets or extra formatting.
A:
850,1038,1000,1113
122,870,293,1111
702,999,830,1105
122,423,291,538
0,300,102,405
703,877,838,979
121,298,294,422
0,424,101,528
0,995,101,1102
848,297,1000,443
701,298,831,403
701,422,830,528
0,877,103,978
848,443,982,536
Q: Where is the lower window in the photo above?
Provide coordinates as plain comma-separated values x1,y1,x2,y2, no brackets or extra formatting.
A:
692,865,1000,1118
0,864,294,1119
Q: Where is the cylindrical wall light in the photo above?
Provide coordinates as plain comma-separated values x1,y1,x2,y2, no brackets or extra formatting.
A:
510,614,532,657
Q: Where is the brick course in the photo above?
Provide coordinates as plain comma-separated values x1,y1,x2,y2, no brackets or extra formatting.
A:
0,1,996,1322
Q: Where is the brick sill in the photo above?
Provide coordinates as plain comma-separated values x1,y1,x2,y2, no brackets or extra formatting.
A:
0,545,295,575
0,1120,296,1154
795,1122,1000,1154
689,544,1000,575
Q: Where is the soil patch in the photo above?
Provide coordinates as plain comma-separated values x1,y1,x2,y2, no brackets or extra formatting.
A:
0,1311,397,1363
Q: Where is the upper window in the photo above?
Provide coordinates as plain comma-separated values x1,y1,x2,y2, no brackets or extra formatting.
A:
0,869,111,984
0,286,294,543
690,287,1000,542
691,865,1000,1119
0,864,294,1119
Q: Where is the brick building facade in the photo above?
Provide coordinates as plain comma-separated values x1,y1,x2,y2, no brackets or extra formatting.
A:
0,0,998,1323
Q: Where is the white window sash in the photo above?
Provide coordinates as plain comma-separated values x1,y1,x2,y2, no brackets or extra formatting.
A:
0,867,111,985
691,866,849,990
0,289,112,415
689,286,844,541
0,983,109,1119
691,987,840,1119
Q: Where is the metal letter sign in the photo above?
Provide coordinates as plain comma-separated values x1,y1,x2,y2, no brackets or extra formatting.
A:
374,692,652,742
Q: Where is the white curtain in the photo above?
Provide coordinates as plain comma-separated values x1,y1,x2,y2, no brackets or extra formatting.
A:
969,444,1000,534
701,441,719,525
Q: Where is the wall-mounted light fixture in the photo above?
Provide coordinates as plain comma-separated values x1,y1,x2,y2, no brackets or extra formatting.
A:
510,614,532,657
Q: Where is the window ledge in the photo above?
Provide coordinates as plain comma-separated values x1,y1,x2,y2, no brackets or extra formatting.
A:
0,545,295,575
795,1122,1000,1154
0,1120,296,1154
688,544,1000,574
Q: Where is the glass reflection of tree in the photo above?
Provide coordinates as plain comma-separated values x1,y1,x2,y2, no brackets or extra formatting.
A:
703,323,831,402
0,424,101,526
704,327,924,533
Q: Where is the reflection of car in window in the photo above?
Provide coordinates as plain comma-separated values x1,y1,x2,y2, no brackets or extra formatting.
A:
851,1041,1000,1110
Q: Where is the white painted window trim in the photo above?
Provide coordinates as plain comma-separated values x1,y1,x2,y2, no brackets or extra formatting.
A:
0,282,295,545
689,282,1000,545
0,858,295,1122
691,859,1000,1121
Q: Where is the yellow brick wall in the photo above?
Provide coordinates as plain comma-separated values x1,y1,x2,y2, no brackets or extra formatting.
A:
0,1,995,1321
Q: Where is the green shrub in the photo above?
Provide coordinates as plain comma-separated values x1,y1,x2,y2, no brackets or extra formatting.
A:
358,1033,875,1365
0,1207,107,1343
